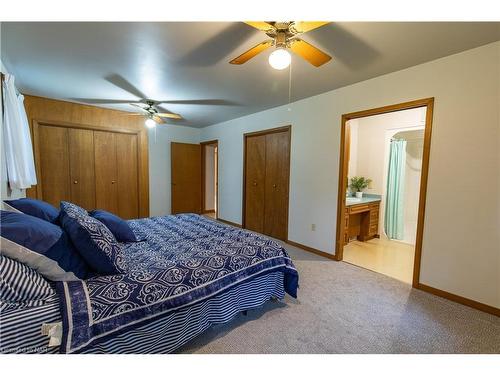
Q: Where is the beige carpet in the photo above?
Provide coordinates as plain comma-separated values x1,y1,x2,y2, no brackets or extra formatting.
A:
178,243,500,354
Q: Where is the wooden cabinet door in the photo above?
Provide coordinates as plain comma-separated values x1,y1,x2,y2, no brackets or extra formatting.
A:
171,142,201,214
68,128,96,210
36,125,71,208
263,131,290,240
94,131,118,214
116,133,139,219
244,135,266,233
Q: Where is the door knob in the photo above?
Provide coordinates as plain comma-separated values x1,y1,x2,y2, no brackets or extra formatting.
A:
253,181,257,186
73,180,78,184
273,184,277,188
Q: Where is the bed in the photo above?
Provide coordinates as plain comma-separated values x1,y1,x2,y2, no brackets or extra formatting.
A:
1,213,298,354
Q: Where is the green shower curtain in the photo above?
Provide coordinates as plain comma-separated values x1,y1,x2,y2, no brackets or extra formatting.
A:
385,139,407,240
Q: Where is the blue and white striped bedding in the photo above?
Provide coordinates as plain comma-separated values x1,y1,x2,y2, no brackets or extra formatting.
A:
0,255,56,311
1,271,284,354
0,299,60,354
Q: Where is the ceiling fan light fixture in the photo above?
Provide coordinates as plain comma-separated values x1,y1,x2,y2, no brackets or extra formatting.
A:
145,117,156,128
268,48,291,70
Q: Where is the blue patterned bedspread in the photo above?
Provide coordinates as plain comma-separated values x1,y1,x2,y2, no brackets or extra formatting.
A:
55,214,298,353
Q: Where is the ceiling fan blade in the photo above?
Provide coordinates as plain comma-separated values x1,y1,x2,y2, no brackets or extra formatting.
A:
105,74,147,99
289,39,332,67
70,98,141,104
153,115,164,124
156,113,182,120
229,40,273,65
291,22,329,34
156,99,238,106
244,22,275,32
130,103,148,110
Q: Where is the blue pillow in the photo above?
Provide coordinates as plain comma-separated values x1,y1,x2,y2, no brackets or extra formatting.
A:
4,198,60,223
0,211,91,280
90,210,138,242
59,202,125,275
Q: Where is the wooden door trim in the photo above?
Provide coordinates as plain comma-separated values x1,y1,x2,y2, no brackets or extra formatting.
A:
334,98,435,290
31,119,149,217
242,125,291,239
201,140,219,218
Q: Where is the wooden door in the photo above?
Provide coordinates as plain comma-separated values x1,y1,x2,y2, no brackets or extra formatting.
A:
115,133,139,219
244,135,266,233
68,128,96,210
263,131,290,240
36,125,71,208
171,142,201,214
94,131,118,214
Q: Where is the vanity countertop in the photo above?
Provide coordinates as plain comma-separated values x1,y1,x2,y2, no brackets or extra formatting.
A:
345,194,382,207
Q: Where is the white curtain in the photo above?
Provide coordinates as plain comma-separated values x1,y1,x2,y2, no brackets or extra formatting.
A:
2,74,37,189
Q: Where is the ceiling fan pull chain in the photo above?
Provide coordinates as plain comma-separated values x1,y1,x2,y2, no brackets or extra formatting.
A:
288,60,292,111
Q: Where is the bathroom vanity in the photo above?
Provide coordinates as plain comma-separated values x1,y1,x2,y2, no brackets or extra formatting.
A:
344,195,381,245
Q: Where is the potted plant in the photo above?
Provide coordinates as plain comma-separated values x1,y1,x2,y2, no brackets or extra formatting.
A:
349,176,372,198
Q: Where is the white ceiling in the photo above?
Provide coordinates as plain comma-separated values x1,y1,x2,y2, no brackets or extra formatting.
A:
1,22,499,127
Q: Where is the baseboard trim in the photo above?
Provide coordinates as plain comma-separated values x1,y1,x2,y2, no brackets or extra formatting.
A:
416,283,500,317
285,240,336,260
216,218,242,228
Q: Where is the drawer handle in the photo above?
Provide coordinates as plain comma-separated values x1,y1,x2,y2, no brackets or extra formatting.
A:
253,181,257,186
73,180,78,184
111,180,116,184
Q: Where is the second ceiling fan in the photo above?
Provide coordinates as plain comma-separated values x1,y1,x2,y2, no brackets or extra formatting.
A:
229,22,332,69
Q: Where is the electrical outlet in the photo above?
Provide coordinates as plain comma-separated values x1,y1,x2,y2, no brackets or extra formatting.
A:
311,224,316,231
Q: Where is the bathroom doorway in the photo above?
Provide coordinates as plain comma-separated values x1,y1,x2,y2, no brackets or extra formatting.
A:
201,140,218,219
335,99,434,286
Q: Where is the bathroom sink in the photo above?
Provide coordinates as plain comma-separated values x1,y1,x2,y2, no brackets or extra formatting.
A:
346,197,362,203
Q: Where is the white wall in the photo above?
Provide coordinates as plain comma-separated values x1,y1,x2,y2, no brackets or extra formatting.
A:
200,42,500,308
148,124,199,216
348,108,426,245
204,145,216,211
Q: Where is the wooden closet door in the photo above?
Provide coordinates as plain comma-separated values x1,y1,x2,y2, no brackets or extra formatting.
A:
263,131,290,240
171,142,201,214
115,133,139,219
68,128,96,210
244,135,266,233
94,131,118,214
36,125,71,208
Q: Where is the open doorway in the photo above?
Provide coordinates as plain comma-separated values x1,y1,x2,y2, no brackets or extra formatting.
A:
201,140,218,219
335,99,434,286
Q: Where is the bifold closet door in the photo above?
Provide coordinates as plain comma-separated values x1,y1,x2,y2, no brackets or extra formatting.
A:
68,128,96,210
115,133,139,219
263,131,290,240
244,128,290,241
36,125,71,207
94,131,119,214
244,135,266,233
94,131,139,218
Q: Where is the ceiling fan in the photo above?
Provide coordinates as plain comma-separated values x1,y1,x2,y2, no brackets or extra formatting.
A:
71,74,237,128
127,101,181,128
229,22,332,69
